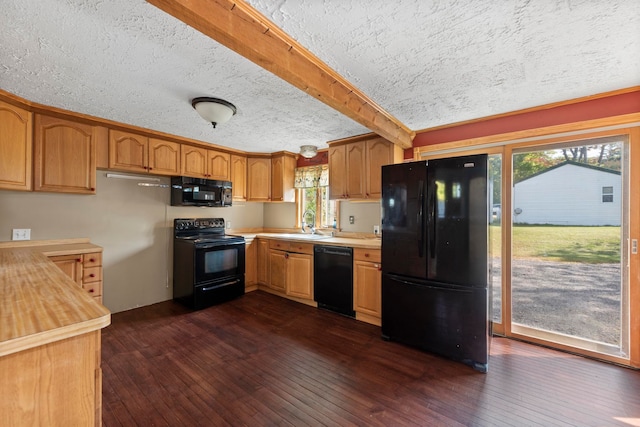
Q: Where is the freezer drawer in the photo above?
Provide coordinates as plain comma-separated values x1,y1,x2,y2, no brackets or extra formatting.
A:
381,273,490,372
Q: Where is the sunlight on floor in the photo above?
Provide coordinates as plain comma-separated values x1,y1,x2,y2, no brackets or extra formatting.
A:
615,417,640,426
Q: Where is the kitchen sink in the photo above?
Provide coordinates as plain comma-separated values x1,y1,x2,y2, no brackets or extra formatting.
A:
274,233,332,240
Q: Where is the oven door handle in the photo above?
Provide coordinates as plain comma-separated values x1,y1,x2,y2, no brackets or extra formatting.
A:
196,241,245,250
201,279,241,292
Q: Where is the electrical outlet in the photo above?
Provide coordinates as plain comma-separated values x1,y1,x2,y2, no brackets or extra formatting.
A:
373,225,380,235
349,215,355,224
12,228,31,241
226,221,231,229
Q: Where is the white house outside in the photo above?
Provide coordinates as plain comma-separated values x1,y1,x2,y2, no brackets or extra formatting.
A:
513,161,621,226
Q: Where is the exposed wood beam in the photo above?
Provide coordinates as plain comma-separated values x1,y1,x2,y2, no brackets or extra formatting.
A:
146,0,415,149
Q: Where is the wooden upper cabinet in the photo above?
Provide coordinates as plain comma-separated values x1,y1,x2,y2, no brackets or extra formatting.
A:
346,142,366,199
109,130,148,173
329,136,402,200
148,138,180,176
231,154,247,201
328,144,347,199
0,100,32,191
181,145,208,178
271,153,296,202
109,131,180,176
207,150,230,181
365,137,398,199
34,114,96,194
247,157,271,201
181,146,230,180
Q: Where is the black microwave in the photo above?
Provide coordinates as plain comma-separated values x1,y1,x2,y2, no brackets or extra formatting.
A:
171,176,232,207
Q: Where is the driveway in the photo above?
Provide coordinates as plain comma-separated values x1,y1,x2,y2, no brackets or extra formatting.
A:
491,258,621,345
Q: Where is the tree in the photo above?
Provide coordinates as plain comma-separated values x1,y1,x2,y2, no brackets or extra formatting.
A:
513,152,555,183
561,143,621,170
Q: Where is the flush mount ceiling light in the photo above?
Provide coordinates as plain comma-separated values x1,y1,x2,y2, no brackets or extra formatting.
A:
192,97,237,128
299,145,318,158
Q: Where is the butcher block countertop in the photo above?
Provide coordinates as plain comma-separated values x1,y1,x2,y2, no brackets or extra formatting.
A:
0,239,111,357
251,233,381,249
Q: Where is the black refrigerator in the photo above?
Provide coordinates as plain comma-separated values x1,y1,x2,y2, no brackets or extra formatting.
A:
381,154,491,372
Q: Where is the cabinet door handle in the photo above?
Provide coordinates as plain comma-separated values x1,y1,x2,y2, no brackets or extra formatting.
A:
364,253,370,258
285,253,289,259
148,167,153,170
76,258,82,262
376,264,381,271
89,258,95,262
88,289,95,293
89,273,95,278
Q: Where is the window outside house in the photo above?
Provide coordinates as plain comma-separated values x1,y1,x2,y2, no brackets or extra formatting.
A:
295,164,337,229
602,186,613,203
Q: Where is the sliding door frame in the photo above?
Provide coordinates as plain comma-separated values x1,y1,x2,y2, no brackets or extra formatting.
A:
415,117,640,367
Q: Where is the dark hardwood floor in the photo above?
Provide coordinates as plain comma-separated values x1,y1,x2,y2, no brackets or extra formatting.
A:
102,291,640,426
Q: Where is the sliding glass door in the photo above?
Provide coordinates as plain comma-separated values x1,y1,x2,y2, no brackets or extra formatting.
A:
510,137,629,358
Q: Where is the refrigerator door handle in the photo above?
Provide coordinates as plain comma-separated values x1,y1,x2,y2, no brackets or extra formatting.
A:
429,182,437,257
418,180,425,258
386,273,473,293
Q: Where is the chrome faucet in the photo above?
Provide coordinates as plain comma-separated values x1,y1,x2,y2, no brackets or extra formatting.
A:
302,209,316,234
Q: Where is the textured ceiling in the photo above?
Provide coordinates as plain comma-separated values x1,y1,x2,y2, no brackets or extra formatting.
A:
1,0,639,154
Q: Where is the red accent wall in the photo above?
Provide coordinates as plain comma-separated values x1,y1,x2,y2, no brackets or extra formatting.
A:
404,89,640,159
296,150,328,167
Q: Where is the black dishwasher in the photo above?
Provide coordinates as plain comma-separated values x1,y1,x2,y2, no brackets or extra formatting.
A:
314,245,354,317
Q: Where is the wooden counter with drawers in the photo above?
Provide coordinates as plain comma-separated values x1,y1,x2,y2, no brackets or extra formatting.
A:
0,238,110,427
245,233,382,325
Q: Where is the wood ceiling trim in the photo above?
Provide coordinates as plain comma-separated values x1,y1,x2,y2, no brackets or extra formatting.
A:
146,0,415,149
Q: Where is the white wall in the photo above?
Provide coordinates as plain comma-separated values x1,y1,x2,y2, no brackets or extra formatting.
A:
513,164,621,225
339,201,381,233
0,171,264,313
263,202,297,229
0,172,384,312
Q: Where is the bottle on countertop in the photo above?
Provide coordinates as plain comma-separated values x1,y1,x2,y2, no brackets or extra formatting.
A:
333,217,337,229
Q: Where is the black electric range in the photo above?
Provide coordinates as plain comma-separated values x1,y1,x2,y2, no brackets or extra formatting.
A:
173,218,245,309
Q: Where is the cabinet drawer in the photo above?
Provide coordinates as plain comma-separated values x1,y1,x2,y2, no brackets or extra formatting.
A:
288,242,314,255
83,266,102,283
83,280,102,297
270,240,290,251
83,252,102,267
354,248,381,263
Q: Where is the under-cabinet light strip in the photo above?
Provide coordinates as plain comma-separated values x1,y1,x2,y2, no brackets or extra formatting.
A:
106,173,161,182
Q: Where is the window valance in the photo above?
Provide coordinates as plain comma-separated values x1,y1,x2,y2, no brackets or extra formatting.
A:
294,165,329,188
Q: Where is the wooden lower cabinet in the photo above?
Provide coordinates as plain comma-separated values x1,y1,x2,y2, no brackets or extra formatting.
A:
286,252,313,299
353,248,382,326
264,240,314,303
50,254,82,285
50,251,103,303
257,239,270,285
0,330,103,427
245,238,258,291
268,249,287,293
259,239,382,321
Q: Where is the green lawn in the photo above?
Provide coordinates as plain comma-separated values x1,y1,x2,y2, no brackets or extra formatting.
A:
490,225,621,264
